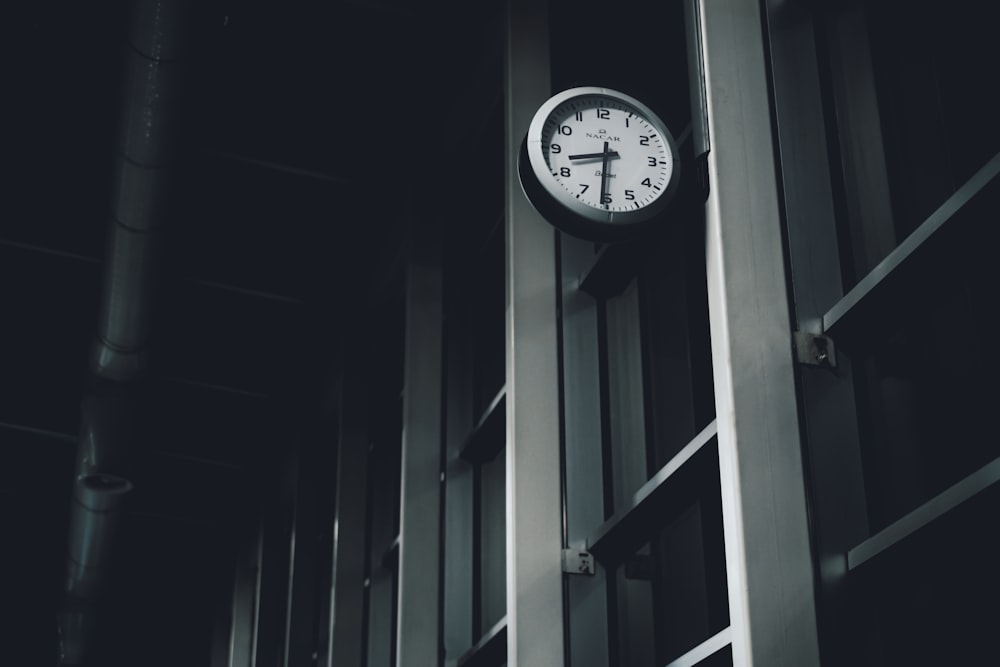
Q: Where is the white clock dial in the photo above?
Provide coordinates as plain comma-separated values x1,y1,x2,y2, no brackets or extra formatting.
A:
520,87,681,241
541,95,674,213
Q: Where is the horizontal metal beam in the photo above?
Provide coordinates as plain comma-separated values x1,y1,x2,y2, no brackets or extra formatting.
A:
824,151,1000,336
459,387,506,464
182,276,306,306
0,420,77,445
200,148,354,185
0,239,100,264
663,626,731,667
456,617,506,667
0,239,305,307
158,375,271,399
588,421,717,566
848,455,1000,570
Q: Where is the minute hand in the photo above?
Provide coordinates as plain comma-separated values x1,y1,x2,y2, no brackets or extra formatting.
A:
568,150,620,160
599,141,611,209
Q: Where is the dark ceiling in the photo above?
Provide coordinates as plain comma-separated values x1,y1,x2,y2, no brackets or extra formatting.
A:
3,0,502,664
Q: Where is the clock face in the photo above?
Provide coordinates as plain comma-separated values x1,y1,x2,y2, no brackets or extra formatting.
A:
520,87,681,241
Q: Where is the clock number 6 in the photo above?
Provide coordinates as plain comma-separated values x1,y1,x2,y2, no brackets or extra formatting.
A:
601,193,612,204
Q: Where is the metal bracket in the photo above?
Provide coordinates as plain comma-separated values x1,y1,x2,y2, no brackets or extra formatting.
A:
561,548,596,576
794,331,836,368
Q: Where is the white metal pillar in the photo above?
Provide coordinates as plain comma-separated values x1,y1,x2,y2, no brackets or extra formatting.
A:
560,233,610,667
697,0,821,664
504,0,565,665
227,527,261,667
395,230,444,666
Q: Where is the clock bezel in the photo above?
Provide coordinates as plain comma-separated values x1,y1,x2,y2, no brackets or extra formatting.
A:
518,86,681,242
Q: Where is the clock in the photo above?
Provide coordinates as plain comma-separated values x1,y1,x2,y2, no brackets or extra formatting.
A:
518,86,681,242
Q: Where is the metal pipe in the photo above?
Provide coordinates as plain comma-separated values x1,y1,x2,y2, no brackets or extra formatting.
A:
92,0,189,382
58,473,133,666
91,218,160,381
59,0,190,662
65,474,134,600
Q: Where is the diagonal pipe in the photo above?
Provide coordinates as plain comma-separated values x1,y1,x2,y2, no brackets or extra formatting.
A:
58,1,190,663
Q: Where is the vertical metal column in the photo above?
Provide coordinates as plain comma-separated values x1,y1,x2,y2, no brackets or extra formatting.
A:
559,235,610,667
696,0,821,664
442,315,474,666
328,368,370,667
227,528,262,667
504,0,565,665
283,448,321,667
762,2,869,663
395,229,444,666
210,590,232,667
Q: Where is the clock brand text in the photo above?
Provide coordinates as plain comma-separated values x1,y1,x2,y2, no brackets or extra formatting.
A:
586,132,621,142
594,171,617,178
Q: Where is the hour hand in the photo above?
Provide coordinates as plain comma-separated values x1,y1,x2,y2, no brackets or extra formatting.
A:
568,150,620,160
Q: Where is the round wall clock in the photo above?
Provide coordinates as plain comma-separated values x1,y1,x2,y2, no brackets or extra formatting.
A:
518,86,681,242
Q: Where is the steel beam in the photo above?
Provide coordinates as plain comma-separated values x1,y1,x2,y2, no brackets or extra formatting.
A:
697,0,821,663
504,0,565,664
327,367,370,667
395,228,445,666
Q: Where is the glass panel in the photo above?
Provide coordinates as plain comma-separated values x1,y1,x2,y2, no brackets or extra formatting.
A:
697,645,733,667
365,565,395,667
445,205,505,647
473,220,506,417
820,0,1000,284
848,224,999,529
439,78,504,663
362,287,404,667
605,279,649,515
867,0,1000,236
609,460,729,666
477,449,507,638
364,420,402,667
640,221,715,469
599,217,715,514
848,482,1000,665
612,541,657,667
